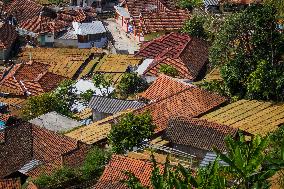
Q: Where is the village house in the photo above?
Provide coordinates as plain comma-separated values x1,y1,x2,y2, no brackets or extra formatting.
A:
73,21,107,48
114,0,190,42
88,95,145,121
0,22,17,61
135,32,209,81
136,75,227,134
165,117,238,165
0,121,90,182
94,155,164,188
0,61,66,96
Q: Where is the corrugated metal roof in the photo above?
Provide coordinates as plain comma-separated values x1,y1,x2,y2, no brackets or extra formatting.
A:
88,96,145,114
73,21,106,35
18,159,41,174
199,152,228,167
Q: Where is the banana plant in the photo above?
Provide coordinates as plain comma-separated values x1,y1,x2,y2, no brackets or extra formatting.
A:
214,132,283,189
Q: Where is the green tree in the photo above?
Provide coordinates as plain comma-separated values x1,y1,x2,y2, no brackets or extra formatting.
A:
214,134,276,188
34,147,111,188
80,89,94,105
117,73,148,98
80,147,112,181
93,74,114,97
108,112,155,154
123,133,284,189
177,0,203,10
208,5,284,101
123,155,226,189
182,15,207,39
264,0,284,17
159,64,179,77
22,80,77,120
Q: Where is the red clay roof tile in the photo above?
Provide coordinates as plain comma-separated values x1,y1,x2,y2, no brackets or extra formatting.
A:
0,179,21,189
166,117,238,152
139,74,193,101
135,86,227,133
137,33,209,81
0,23,17,49
95,155,164,189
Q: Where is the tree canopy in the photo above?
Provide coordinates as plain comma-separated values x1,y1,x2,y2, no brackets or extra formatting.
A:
159,64,179,77
117,73,148,98
207,5,284,101
22,80,77,120
108,112,155,154
123,133,284,189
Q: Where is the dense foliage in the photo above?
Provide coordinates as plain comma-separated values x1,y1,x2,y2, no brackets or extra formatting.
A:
108,112,155,154
93,73,114,97
177,0,202,10
159,64,179,77
80,89,95,105
182,15,207,39
123,133,284,189
207,5,284,101
33,147,111,189
117,73,148,98
22,80,77,120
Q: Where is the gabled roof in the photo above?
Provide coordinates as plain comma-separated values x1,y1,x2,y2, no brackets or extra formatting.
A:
0,23,18,49
0,179,21,189
135,33,191,59
29,111,83,132
89,96,145,114
139,74,193,101
138,34,209,81
0,62,66,96
201,100,284,136
18,14,68,35
0,121,89,178
135,86,227,133
73,21,106,35
94,155,164,189
4,0,43,23
166,117,238,152
118,0,190,34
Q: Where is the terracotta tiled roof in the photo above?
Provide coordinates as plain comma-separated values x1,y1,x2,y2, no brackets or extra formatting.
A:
122,0,190,34
4,0,43,23
135,86,227,133
94,155,164,189
0,121,90,178
0,114,12,122
139,74,193,101
136,33,191,59
166,117,238,152
0,62,66,96
0,179,21,189
19,15,68,34
0,23,18,49
201,100,284,136
140,34,209,81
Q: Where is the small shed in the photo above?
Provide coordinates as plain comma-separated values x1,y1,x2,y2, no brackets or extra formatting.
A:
73,21,107,48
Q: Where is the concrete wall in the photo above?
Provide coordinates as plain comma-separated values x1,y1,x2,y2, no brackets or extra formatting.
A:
78,37,107,48
54,39,78,48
